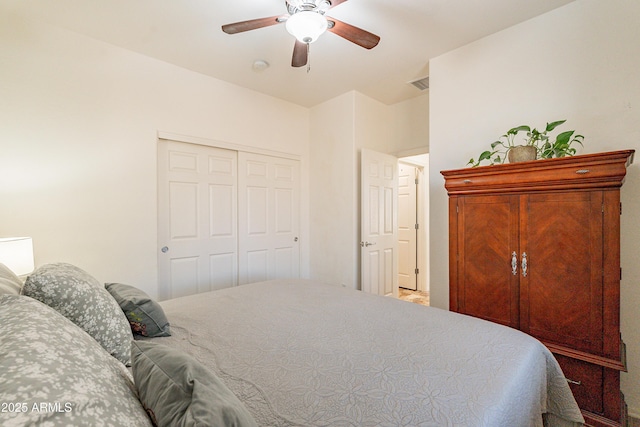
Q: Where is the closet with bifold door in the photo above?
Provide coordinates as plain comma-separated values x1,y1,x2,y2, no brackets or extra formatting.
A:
157,139,300,300
442,150,634,427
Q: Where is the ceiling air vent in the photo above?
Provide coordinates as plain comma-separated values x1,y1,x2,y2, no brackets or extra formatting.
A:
409,76,429,91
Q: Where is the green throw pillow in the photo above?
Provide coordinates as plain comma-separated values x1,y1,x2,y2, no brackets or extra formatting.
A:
131,341,257,427
106,282,171,338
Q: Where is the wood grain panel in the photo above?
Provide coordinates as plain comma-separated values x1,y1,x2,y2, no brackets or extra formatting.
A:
520,192,603,353
458,195,519,328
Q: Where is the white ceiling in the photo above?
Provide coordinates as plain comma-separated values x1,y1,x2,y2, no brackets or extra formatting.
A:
3,0,576,107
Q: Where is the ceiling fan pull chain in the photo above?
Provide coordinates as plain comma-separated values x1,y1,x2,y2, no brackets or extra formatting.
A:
307,43,311,73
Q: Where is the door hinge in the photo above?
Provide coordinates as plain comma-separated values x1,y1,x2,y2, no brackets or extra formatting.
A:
415,223,419,230
620,202,623,216
415,268,419,275
415,178,419,185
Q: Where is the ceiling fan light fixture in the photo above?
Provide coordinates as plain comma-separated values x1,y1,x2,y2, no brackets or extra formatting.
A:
285,11,328,44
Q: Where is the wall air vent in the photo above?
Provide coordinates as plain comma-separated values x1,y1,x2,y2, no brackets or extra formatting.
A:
408,76,429,91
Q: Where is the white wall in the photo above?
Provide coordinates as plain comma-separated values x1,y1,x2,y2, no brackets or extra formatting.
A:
309,92,358,287
429,0,640,415
0,13,310,297
392,94,430,154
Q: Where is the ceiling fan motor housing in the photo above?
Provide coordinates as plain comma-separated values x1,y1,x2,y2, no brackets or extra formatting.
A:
286,0,331,15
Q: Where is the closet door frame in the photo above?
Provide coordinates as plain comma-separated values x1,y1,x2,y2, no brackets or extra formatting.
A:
157,132,302,299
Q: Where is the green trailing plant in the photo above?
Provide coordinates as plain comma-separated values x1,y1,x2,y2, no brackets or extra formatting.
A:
467,120,584,167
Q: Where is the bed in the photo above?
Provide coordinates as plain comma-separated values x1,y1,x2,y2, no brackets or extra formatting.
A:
0,262,585,426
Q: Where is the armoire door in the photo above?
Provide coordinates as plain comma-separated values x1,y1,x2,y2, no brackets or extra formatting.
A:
519,191,604,354
454,194,520,328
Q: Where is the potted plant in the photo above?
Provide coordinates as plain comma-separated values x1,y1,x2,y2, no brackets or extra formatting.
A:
467,120,584,167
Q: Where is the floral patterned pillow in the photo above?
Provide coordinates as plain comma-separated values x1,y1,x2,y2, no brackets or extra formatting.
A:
0,294,153,427
22,263,133,365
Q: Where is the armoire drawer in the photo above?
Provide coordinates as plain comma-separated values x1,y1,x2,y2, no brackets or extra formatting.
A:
554,354,604,415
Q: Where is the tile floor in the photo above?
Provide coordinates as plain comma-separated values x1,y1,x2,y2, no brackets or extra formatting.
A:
397,288,429,306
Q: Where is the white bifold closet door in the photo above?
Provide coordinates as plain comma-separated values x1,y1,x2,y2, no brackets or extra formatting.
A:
158,140,299,300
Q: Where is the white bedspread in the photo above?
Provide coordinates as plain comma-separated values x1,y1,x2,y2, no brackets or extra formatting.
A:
157,279,584,427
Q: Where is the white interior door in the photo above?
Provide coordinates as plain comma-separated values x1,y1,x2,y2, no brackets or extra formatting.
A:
360,149,398,296
158,140,238,300
238,152,300,285
398,162,418,290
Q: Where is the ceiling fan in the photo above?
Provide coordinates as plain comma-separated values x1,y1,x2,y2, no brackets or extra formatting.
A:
221,0,380,68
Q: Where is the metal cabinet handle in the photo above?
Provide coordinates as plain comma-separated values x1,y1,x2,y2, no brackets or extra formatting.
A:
511,251,518,275
566,378,582,386
521,252,528,277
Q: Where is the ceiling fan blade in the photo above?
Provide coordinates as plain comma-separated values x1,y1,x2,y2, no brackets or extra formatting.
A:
327,18,380,49
328,0,348,9
292,40,308,67
222,15,285,34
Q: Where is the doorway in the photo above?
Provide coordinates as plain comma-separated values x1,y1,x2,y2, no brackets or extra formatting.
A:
358,149,429,301
398,154,429,300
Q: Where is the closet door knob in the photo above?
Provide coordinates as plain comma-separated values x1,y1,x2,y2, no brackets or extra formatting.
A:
161,246,169,253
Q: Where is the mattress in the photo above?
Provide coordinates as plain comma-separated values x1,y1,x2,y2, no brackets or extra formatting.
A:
156,279,584,427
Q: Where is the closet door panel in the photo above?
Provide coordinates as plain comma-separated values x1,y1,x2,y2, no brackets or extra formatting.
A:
239,152,300,285
158,140,238,300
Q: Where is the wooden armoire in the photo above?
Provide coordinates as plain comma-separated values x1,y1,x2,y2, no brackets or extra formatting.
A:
441,150,634,427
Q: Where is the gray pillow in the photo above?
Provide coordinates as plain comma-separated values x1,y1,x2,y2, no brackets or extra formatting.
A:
0,263,22,295
0,294,153,427
22,263,133,365
131,341,258,427
106,282,171,338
